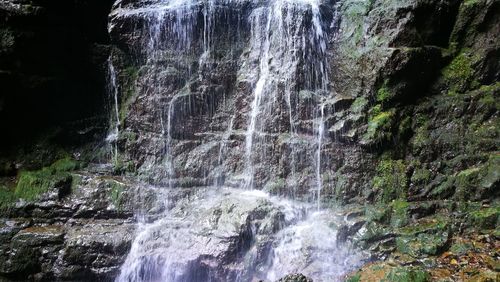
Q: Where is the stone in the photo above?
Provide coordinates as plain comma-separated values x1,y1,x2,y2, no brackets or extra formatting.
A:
277,273,313,282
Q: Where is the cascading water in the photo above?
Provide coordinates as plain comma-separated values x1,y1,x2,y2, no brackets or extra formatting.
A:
216,115,235,187
112,0,362,281
242,0,331,194
315,103,325,210
106,58,121,164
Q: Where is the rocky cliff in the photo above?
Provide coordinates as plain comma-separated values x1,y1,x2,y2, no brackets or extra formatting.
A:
108,0,499,205
0,0,498,281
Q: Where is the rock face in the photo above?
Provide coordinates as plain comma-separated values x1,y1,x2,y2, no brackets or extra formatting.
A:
109,0,498,203
0,169,136,280
0,0,115,161
108,0,342,196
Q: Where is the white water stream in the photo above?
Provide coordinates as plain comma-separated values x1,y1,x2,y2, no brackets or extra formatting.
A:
106,59,121,164
112,0,361,281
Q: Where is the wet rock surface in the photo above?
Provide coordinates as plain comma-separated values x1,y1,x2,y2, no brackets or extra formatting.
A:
0,167,136,281
277,273,313,282
340,201,499,281
117,188,363,282
108,0,499,208
0,0,498,281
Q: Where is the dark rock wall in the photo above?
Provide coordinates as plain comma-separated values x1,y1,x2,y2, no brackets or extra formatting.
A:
0,0,115,161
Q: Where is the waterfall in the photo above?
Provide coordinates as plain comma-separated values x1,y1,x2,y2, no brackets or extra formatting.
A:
315,103,325,210
244,5,272,189
106,58,120,164
243,0,330,192
216,115,235,187
113,1,362,281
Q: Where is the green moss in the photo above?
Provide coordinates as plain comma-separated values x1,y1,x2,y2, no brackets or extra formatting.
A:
358,221,391,248
477,83,500,106
373,159,408,203
362,106,395,144
479,154,500,191
49,157,79,172
0,185,16,210
110,181,125,210
119,65,140,124
468,207,499,229
350,97,368,113
338,0,379,59
346,273,361,282
411,168,432,186
479,92,495,107
376,80,393,104
15,170,71,201
397,216,449,236
14,157,78,202
442,50,479,92
450,241,474,255
365,204,391,224
382,266,430,282
454,167,481,201
429,176,455,199
390,200,410,228
410,113,432,152
396,231,450,257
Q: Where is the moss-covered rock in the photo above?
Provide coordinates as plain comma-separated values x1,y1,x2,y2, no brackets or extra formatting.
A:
373,158,408,203
346,263,430,282
395,214,451,257
477,154,500,199
383,266,430,282
396,231,450,257
109,180,126,210
442,50,479,93
357,221,393,249
449,240,475,255
15,169,72,201
361,105,396,145
390,200,410,228
0,157,80,210
467,206,500,230
454,167,481,201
